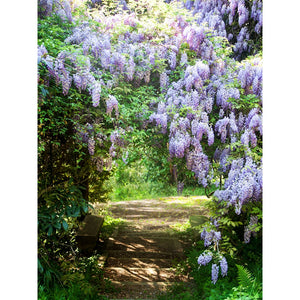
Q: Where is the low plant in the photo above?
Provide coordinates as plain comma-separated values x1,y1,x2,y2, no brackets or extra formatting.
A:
99,214,127,240
38,252,115,300
38,283,110,300
157,282,199,300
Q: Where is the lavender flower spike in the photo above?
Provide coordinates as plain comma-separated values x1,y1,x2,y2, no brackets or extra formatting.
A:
220,257,228,277
198,253,213,266
211,264,219,284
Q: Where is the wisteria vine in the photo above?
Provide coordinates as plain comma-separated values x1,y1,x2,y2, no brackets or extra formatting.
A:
38,0,263,285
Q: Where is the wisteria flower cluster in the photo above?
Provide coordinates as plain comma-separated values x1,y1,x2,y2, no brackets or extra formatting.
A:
63,13,193,89
238,59,263,99
181,0,262,59
197,251,228,284
38,0,73,22
244,215,259,243
109,127,126,158
197,252,213,266
201,228,222,248
214,157,262,215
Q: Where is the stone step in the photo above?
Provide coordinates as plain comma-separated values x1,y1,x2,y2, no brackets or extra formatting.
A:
76,215,104,251
106,257,180,268
107,250,185,260
104,267,187,282
116,230,177,237
104,281,173,299
108,208,203,218
106,236,183,253
117,218,188,223
121,221,187,231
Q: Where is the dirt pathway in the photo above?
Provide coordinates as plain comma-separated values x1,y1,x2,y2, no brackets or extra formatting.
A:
94,196,209,299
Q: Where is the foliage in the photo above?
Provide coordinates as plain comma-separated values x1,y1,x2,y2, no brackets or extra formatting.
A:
38,213,125,298
157,282,199,300
235,264,262,297
164,220,262,299
99,214,127,239
38,254,113,299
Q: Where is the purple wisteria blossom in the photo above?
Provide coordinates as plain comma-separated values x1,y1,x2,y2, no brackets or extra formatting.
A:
182,25,205,54
168,51,177,70
215,117,230,143
106,95,119,116
238,0,249,26
201,228,222,247
88,137,95,155
197,252,213,266
186,151,210,186
91,82,101,107
184,61,210,91
214,157,262,214
149,113,168,134
160,72,169,91
169,132,191,158
220,257,228,277
110,128,125,147
211,264,219,284
244,215,259,243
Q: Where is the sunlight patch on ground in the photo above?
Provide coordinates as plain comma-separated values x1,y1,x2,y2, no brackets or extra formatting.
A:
159,196,210,208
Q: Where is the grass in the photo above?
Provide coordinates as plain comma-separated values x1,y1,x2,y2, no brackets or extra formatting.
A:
99,214,127,240
107,181,212,202
161,196,210,207
103,159,217,202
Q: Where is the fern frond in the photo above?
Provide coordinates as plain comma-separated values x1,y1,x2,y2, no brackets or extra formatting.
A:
236,264,255,290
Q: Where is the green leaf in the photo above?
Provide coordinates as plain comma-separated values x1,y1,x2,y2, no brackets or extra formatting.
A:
53,222,61,230
38,259,44,273
47,226,53,236
62,220,69,231
236,264,255,290
74,207,80,217
82,204,88,214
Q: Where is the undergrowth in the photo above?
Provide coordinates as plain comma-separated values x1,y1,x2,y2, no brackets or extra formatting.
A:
159,219,262,300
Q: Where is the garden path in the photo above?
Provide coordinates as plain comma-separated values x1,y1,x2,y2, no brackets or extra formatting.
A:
94,196,209,300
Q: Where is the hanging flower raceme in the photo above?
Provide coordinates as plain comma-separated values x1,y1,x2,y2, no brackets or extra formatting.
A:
91,82,101,107
186,150,210,186
197,250,228,284
211,264,219,284
220,256,228,277
201,228,222,247
244,215,259,243
177,0,262,59
169,132,191,158
149,112,168,134
106,95,119,117
214,157,262,214
191,119,214,146
182,24,206,54
160,72,170,92
237,58,263,99
38,0,73,22
197,252,213,266
184,61,210,91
